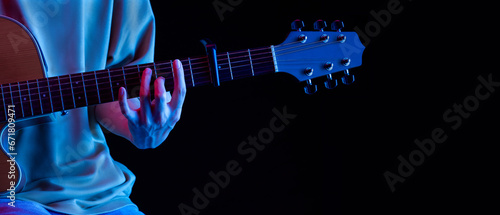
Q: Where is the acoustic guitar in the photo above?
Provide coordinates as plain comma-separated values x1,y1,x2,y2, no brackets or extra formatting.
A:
0,16,364,195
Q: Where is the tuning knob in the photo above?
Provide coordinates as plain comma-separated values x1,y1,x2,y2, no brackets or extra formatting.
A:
324,74,338,89
314,20,327,32
291,19,305,31
304,79,317,94
331,20,344,32
341,69,355,85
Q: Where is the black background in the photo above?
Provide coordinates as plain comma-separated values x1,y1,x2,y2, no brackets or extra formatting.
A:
106,0,498,214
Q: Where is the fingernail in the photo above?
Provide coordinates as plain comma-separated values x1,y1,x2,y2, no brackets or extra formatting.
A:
175,59,182,68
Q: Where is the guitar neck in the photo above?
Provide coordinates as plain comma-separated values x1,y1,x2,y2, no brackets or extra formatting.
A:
0,46,276,122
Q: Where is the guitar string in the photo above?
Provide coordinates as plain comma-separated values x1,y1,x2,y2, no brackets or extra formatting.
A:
132,37,340,70
1,58,323,116
0,60,276,105
1,56,339,107
0,49,276,97
0,40,348,107
1,52,274,99
1,38,341,95
2,56,337,105
0,68,279,115
158,38,338,65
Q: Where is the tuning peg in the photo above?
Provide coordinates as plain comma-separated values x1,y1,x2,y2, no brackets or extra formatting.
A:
324,74,338,89
341,69,355,85
304,79,318,94
291,19,305,31
314,19,327,32
331,20,344,32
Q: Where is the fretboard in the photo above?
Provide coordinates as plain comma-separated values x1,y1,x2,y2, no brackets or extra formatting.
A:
0,46,276,123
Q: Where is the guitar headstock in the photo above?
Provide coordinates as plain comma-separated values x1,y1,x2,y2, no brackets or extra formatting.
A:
273,20,365,94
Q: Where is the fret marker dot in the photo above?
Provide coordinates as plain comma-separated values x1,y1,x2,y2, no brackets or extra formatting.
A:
23,98,26,101
76,81,79,84
43,94,46,97
78,96,81,100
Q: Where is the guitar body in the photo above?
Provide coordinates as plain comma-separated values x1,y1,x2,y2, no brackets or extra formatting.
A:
0,16,51,194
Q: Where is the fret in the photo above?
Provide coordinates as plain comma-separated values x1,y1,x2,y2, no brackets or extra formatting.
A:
8,84,14,106
227,52,233,80
178,59,193,89
93,71,101,104
136,65,142,97
68,73,86,108
0,85,7,122
95,70,113,103
247,47,275,76
170,60,174,78
17,83,27,117
58,77,65,110
107,69,114,101
35,79,43,114
137,64,146,97
155,61,173,91
3,84,21,119
216,54,232,82
227,50,253,80
10,83,23,118
68,75,77,108
161,60,175,91
83,71,99,105
55,76,64,110
189,56,211,88
38,78,53,113
170,60,175,89
136,65,142,81
47,78,54,112
248,49,254,76
153,62,158,79
58,75,74,110
188,58,195,87
25,81,34,116
48,77,63,112
109,68,126,101
122,67,127,92
27,80,42,116
123,65,143,98
81,73,88,106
